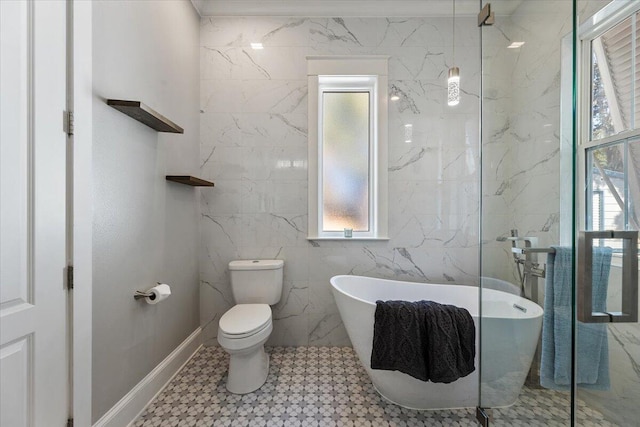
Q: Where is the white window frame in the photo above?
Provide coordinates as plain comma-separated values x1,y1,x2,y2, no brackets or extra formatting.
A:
577,0,640,267
307,56,389,240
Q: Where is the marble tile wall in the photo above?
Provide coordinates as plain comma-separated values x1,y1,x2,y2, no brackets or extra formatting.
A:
481,3,577,284
480,1,611,283
199,16,481,347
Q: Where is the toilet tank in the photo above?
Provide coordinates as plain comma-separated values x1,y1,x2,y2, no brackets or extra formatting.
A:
229,260,284,305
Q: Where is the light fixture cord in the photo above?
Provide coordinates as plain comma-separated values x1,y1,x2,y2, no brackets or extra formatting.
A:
452,0,456,65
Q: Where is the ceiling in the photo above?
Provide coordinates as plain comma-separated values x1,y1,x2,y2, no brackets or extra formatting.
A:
190,0,524,18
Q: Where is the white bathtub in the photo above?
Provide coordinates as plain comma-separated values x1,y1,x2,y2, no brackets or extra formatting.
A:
330,275,543,410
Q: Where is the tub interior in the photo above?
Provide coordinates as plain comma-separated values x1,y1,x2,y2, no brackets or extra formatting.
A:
331,275,542,320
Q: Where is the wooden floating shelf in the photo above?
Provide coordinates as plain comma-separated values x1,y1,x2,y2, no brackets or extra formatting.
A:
107,99,184,133
166,176,214,187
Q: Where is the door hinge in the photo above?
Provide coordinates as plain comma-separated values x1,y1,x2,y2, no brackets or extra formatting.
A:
63,110,74,136
66,418,74,427
476,407,492,427
65,265,74,290
477,3,495,27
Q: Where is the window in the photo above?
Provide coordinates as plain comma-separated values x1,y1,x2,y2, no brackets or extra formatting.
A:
581,3,640,255
307,56,389,239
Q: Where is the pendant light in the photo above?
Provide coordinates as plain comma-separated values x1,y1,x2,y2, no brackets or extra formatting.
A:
448,0,460,106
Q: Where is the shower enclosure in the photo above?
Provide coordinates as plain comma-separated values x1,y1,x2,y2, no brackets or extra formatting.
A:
480,0,640,425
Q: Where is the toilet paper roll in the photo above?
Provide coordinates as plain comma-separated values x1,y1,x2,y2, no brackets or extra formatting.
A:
145,284,171,305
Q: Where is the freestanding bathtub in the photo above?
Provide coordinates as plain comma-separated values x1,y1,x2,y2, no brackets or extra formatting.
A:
330,275,543,410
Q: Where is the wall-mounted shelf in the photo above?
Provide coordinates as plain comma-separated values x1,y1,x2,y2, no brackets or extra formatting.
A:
106,99,184,133
166,176,214,187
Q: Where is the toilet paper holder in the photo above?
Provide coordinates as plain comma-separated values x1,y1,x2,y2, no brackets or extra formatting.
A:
133,291,153,300
134,283,162,300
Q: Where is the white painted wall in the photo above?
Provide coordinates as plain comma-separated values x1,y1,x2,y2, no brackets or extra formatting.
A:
91,1,200,422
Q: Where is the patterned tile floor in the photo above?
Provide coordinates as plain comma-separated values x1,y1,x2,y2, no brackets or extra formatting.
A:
134,346,615,426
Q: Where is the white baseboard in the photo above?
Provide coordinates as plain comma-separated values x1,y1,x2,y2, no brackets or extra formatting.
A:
93,327,202,427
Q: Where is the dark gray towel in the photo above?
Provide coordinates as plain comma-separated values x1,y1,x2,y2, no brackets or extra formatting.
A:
371,300,475,383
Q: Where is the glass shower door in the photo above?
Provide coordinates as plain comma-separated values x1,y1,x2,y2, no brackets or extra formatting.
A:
481,0,640,425
575,2,640,425
479,0,576,424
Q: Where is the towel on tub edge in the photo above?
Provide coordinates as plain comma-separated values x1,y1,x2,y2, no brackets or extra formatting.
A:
371,300,476,383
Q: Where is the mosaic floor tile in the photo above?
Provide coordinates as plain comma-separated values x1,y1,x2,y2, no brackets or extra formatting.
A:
133,346,614,426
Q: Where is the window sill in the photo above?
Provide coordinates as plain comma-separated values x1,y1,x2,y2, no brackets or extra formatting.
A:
307,236,390,241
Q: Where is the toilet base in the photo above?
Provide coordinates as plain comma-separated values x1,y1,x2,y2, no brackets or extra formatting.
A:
226,345,269,394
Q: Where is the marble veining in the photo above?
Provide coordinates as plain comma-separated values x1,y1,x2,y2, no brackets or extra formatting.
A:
200,15,480,347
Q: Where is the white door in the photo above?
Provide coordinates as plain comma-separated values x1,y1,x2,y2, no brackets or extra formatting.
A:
1,1,69,426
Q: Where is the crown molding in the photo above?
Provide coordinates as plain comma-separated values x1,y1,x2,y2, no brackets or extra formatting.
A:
190,0,522,18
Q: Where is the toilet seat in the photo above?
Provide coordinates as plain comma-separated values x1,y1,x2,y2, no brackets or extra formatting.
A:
219,304,272,339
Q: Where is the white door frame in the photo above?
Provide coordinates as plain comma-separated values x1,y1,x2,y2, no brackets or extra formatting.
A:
71,0,93,425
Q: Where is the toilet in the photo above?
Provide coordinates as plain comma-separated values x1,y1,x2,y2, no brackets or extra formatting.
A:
217,259,284,394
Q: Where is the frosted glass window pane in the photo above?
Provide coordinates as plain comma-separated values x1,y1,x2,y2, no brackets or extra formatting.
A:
322,92,370,232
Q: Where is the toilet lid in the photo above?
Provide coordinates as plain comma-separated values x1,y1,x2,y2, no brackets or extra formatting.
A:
219,304,272,337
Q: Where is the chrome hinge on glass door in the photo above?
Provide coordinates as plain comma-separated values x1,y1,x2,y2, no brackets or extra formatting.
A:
478,3,495,27
475,407,492,427
578,231,639,323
